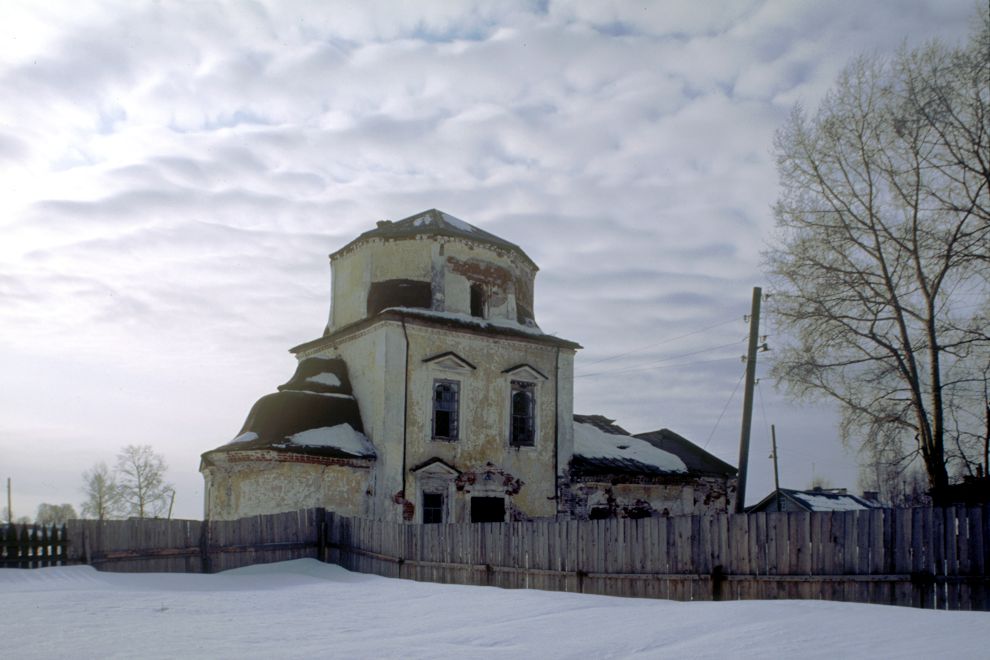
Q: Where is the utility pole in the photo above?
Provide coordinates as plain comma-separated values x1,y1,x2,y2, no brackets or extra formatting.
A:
734,286,762,514
6,477,11,524
771,424,781,512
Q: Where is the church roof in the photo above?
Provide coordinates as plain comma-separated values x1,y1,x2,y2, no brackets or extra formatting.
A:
201,357,375,463
329,209,537,270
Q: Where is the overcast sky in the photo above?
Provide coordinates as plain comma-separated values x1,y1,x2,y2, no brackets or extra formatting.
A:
0,1,980,520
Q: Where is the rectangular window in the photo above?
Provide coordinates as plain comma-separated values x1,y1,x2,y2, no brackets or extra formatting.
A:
422,492,444,524
510,380,535,447
432,379,459,441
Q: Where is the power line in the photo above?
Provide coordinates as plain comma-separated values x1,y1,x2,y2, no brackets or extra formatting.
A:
756,378,771,438
576,316,742,369
575,337,746,378
574,354,742,379
703,367,746,449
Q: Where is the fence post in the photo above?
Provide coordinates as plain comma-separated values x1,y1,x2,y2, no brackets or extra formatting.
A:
58,524,68,566
39,525,50,568
199,519,212,574
316,508,327,563
18,524,31,568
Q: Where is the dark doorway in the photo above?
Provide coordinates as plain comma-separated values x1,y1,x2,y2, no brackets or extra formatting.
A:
470,496,505,523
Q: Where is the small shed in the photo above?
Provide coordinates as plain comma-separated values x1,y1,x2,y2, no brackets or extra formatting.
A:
566,415,737,519
747,487,880,513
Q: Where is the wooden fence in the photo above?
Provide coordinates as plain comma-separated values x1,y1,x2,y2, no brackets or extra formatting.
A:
27,505,990,611
63,509,327,573
1,523,69,568
328,506,989,611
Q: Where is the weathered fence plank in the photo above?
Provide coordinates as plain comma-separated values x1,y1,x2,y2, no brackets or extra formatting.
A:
31,506,987,612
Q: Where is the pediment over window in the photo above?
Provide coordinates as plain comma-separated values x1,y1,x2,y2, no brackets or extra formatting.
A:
423,351,477,372
501,363,548,381
411,457,461,477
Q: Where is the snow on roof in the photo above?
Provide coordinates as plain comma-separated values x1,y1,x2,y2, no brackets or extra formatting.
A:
573,421,686,474
384,306,544,334
305,372,341,387
279,424,375,458
790,491,875,512
437,211,476,233
227,431,258,446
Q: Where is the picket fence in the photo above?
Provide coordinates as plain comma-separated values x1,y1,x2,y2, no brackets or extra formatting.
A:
64,509,327,573
329,506,989,611
0,523,69,568
48,506,990,611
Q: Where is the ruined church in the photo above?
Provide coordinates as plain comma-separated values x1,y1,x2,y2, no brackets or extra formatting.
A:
201,210,736,523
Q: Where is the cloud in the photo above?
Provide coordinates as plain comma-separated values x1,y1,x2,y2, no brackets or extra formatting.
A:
0,0,979,518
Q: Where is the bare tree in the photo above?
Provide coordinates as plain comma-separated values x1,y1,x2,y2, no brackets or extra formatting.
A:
115,445,173,519
767,16,990,502
857,429,931,507
35,503,78,525
80,462,123,520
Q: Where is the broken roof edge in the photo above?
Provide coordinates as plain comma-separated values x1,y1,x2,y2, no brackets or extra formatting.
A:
328,209,539,271
200,445,375,470
291,309,582,355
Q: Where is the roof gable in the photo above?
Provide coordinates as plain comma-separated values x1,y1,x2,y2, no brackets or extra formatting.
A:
502,363,548,381
411,457,461,477
423,351,477,372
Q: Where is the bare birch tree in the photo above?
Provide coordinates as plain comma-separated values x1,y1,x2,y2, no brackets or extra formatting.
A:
80,462,123,520
115,445,173,518
767,16,989,501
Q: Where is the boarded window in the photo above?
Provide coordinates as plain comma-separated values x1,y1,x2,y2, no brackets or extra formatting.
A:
510,380,535,447
422,492,444,524
469,283,486,318
470,496,505,523
366,279,432,317
432,380,459,441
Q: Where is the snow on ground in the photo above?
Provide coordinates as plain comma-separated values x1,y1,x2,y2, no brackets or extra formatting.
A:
574,421,687,473
2,560,987,659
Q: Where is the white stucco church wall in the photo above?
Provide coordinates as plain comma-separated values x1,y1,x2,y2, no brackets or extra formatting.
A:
200,209,736,523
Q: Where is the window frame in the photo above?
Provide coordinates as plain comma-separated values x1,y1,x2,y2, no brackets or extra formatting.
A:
421,492,445,524
432,378,460,441
509,379,536,447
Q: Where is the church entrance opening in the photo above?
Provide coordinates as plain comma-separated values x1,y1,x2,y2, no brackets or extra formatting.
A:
470,496,505,523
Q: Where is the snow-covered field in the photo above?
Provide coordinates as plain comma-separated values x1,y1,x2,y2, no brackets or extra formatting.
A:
2,560,988,659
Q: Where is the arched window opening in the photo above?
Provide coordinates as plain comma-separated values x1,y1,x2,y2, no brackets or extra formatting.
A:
432,380,460,441
470,283,486,318
510,380,535,447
